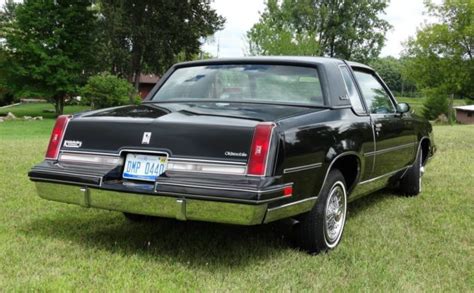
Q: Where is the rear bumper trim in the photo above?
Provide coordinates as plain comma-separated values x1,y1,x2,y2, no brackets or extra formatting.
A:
35,182,268,225
155,181,293,195
33,182,318,225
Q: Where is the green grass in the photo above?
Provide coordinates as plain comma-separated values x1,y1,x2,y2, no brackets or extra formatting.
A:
0,121,473,291
396,97,467,116
0,103,90,119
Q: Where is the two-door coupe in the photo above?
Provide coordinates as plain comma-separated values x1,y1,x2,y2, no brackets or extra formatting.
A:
29,57,435,253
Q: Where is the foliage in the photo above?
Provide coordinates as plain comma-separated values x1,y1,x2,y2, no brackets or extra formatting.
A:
403,0,473,104
0,0,99,115
81,73,139,109
396,96,466,116
246,0,392,62
97,0,225,88
422,90,450,120
369,57,417,96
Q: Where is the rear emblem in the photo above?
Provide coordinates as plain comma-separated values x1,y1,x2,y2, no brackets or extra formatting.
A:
63,140,82,148
142,132,152,144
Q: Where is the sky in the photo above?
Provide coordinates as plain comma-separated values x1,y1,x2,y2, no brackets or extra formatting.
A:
0,0,439,58
202,0,439,58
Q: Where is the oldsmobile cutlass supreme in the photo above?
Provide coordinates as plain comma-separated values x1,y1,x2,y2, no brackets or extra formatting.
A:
29,57,435,253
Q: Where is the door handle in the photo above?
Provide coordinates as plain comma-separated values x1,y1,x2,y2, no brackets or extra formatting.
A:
374,123,382,136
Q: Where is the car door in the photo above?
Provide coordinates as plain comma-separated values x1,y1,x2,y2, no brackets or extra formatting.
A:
352,68,417,178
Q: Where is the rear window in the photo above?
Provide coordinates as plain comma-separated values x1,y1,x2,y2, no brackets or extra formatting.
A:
152,64,325,106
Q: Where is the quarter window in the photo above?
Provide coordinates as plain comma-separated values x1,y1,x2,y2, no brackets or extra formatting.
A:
339,66,365,114
353,70,395,114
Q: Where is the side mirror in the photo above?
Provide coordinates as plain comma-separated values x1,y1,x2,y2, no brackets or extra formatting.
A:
397,102,410,114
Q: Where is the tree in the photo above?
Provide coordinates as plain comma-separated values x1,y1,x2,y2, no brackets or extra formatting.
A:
81,73,139,109
0,0,99,115
246,0,392,62
403,0,473,118
97,0,225,95
369,56,417,96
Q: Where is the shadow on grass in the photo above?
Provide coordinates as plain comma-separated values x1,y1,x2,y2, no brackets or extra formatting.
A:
22,211,295,268
22,189,396,266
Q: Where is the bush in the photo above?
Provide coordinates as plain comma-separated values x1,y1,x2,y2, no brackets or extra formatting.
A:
80,73,139,109
422,92,449,120
0,91,17,107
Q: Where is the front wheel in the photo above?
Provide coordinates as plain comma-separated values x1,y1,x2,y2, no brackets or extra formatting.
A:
398,147,423,196
295,169,347,254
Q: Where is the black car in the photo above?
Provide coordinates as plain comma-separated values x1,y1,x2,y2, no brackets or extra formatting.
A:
29,57,435,253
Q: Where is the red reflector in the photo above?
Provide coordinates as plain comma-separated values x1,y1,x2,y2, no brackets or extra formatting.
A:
248,122,275,176
283,186,293,197
45,115,70,160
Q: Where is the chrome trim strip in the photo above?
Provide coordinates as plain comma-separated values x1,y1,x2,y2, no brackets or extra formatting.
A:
155,190,290,204
119,148,169,158
283,162,322,174
60,150,119,156
30,177,102,187
263,196,317,223
167,161,247,175
31,169,103,179
155,181,293,195
357,166,411,185
170,157,246,166
60,150,246,166
364,142,417,157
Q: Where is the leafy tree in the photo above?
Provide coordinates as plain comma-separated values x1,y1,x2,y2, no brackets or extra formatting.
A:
403,0,473,119
247,0,392,62
97,0,225,94
369,57,417,96
81,73,139,109
0,0,99,115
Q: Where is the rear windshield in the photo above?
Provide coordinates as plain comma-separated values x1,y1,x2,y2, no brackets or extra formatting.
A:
151,64,325,106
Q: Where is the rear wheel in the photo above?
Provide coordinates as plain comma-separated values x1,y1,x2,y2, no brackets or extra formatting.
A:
295,169,347,254
398,147,423,196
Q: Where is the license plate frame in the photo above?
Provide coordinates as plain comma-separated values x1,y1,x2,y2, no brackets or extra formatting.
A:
122,153,168,182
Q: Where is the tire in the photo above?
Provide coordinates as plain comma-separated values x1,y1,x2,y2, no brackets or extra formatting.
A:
123,212,154,222
295,169,348,254
398,147,423,196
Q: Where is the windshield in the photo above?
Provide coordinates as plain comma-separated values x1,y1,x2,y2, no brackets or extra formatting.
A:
151,64,325,106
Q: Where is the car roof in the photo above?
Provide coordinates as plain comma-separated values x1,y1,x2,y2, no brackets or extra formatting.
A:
175,56,347,67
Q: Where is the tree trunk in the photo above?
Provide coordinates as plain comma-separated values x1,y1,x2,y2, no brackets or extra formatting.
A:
54,94,65,116
132,69,141,104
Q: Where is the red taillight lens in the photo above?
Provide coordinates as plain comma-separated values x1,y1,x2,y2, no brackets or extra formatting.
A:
248,122,275,176
45,115,70,160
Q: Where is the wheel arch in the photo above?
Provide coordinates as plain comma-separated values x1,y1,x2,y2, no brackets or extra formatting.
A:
418,137,431,166
317,151,362,196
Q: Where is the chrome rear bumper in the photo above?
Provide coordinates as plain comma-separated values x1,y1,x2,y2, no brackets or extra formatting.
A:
34,182,316,225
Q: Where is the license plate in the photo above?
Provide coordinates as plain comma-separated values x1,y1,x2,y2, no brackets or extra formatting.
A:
122,154,168,182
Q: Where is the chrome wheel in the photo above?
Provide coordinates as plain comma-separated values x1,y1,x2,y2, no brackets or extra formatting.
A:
324,181,347,247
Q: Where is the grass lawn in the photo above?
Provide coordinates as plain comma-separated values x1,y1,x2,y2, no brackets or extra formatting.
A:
396,97,467,116
0,120,473,291
0,103,90,119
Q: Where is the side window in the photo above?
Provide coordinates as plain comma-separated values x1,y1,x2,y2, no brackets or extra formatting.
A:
353,70,396,114
339,66,365,114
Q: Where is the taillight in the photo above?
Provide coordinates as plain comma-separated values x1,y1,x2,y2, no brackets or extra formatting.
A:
45,115,70,160
248,122,275,176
